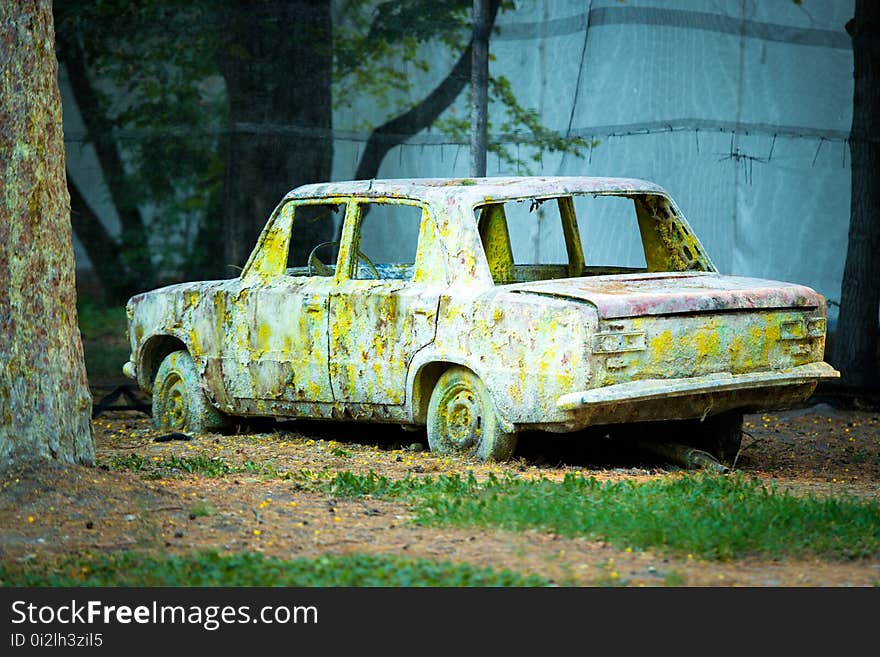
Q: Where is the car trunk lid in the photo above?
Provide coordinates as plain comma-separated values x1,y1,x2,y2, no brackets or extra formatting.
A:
507,272,821,319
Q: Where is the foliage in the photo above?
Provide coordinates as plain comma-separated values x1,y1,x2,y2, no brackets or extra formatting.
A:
55,0,226,279
436,76,596,173
333,0,471,114
76,300,127,340
55,1,588,285
0,550,549,587
325,470,880,561
76,300,129,381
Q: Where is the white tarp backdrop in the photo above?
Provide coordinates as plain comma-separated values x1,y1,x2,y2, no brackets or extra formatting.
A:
65,0,855,323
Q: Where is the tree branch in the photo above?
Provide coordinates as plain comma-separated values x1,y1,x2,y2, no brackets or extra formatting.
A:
56,31,156,290
67,173,131,304
352,0,501,183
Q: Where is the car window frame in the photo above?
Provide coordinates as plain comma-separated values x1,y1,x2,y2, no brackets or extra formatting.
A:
336,196,448,285
472,194,586,283
239,197,349,281
470,190,716,281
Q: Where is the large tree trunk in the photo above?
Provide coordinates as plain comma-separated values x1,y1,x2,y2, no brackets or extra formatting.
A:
834,1,880,389
0,0,94,467
219,0,334,270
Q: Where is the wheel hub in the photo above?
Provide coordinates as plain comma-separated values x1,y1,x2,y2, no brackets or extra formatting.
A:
445,390,481,448
163,378,188,430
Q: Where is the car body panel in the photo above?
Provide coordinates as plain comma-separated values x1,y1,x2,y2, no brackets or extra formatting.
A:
507,272,820,318
329,278,442,405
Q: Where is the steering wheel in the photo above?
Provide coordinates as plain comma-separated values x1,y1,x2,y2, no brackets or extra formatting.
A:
307,241,379,279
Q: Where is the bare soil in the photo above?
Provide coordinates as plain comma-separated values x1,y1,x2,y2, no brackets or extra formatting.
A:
1,384,879,587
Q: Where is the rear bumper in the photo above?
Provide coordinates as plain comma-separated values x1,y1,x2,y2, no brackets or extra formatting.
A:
557,361,840,411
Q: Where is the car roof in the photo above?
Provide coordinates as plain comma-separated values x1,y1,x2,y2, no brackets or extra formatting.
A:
283,176,668,205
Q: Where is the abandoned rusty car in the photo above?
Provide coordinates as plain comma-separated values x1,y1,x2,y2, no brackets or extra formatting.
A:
123,176,839,463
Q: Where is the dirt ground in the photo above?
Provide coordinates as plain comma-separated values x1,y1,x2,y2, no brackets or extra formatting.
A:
1,383,879,587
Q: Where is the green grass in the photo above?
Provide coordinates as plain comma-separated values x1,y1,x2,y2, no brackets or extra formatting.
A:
188,501,215,518
76,299,127,339
325,471,880,561
0,551,549,587
662,570,687,587
104,454,285,479
101,458,880,560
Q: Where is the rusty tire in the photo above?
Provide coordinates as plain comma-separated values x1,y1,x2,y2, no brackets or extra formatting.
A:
690,411,743,467
426,367,517,462
152,350,228,433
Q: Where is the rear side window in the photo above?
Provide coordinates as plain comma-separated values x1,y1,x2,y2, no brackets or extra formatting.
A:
574,195,647,269
501,198,568,265
474,194,649,284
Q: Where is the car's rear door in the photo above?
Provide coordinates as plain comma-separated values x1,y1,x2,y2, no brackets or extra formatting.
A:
328,199,446,407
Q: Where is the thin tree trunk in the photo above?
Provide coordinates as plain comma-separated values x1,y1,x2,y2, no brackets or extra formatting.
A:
834,1,880,389
67,173,130,304
0,0,94,467
353,0,501,192
218,0,334,270
470,0,490,177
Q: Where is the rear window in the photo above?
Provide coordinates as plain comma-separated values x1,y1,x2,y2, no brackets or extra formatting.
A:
473,193,711,284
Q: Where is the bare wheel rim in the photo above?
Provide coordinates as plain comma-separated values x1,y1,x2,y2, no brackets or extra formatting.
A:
438,382,483,451
160,373,188,430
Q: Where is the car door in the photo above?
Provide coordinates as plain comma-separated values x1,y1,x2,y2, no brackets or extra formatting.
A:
246,274,334,403
329,199,446,407
221,199,343,406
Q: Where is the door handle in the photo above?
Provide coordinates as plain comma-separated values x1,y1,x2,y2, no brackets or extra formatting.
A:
303,299,325,314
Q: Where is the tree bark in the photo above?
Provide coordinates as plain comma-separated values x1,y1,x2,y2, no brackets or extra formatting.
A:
218,0,334,270
0,0,94,467
834,1,880,389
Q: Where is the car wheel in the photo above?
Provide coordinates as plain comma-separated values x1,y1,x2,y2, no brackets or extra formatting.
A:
426,367,516,462
152,350,228,433
690,411,743,467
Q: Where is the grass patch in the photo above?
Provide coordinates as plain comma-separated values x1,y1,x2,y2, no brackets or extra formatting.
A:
325,471,880,561
663,570,687,587
104,455,340,488
105,454,151,472
104,454,276,479
77,300,127,339
0,551,549,587
188,501,215,518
